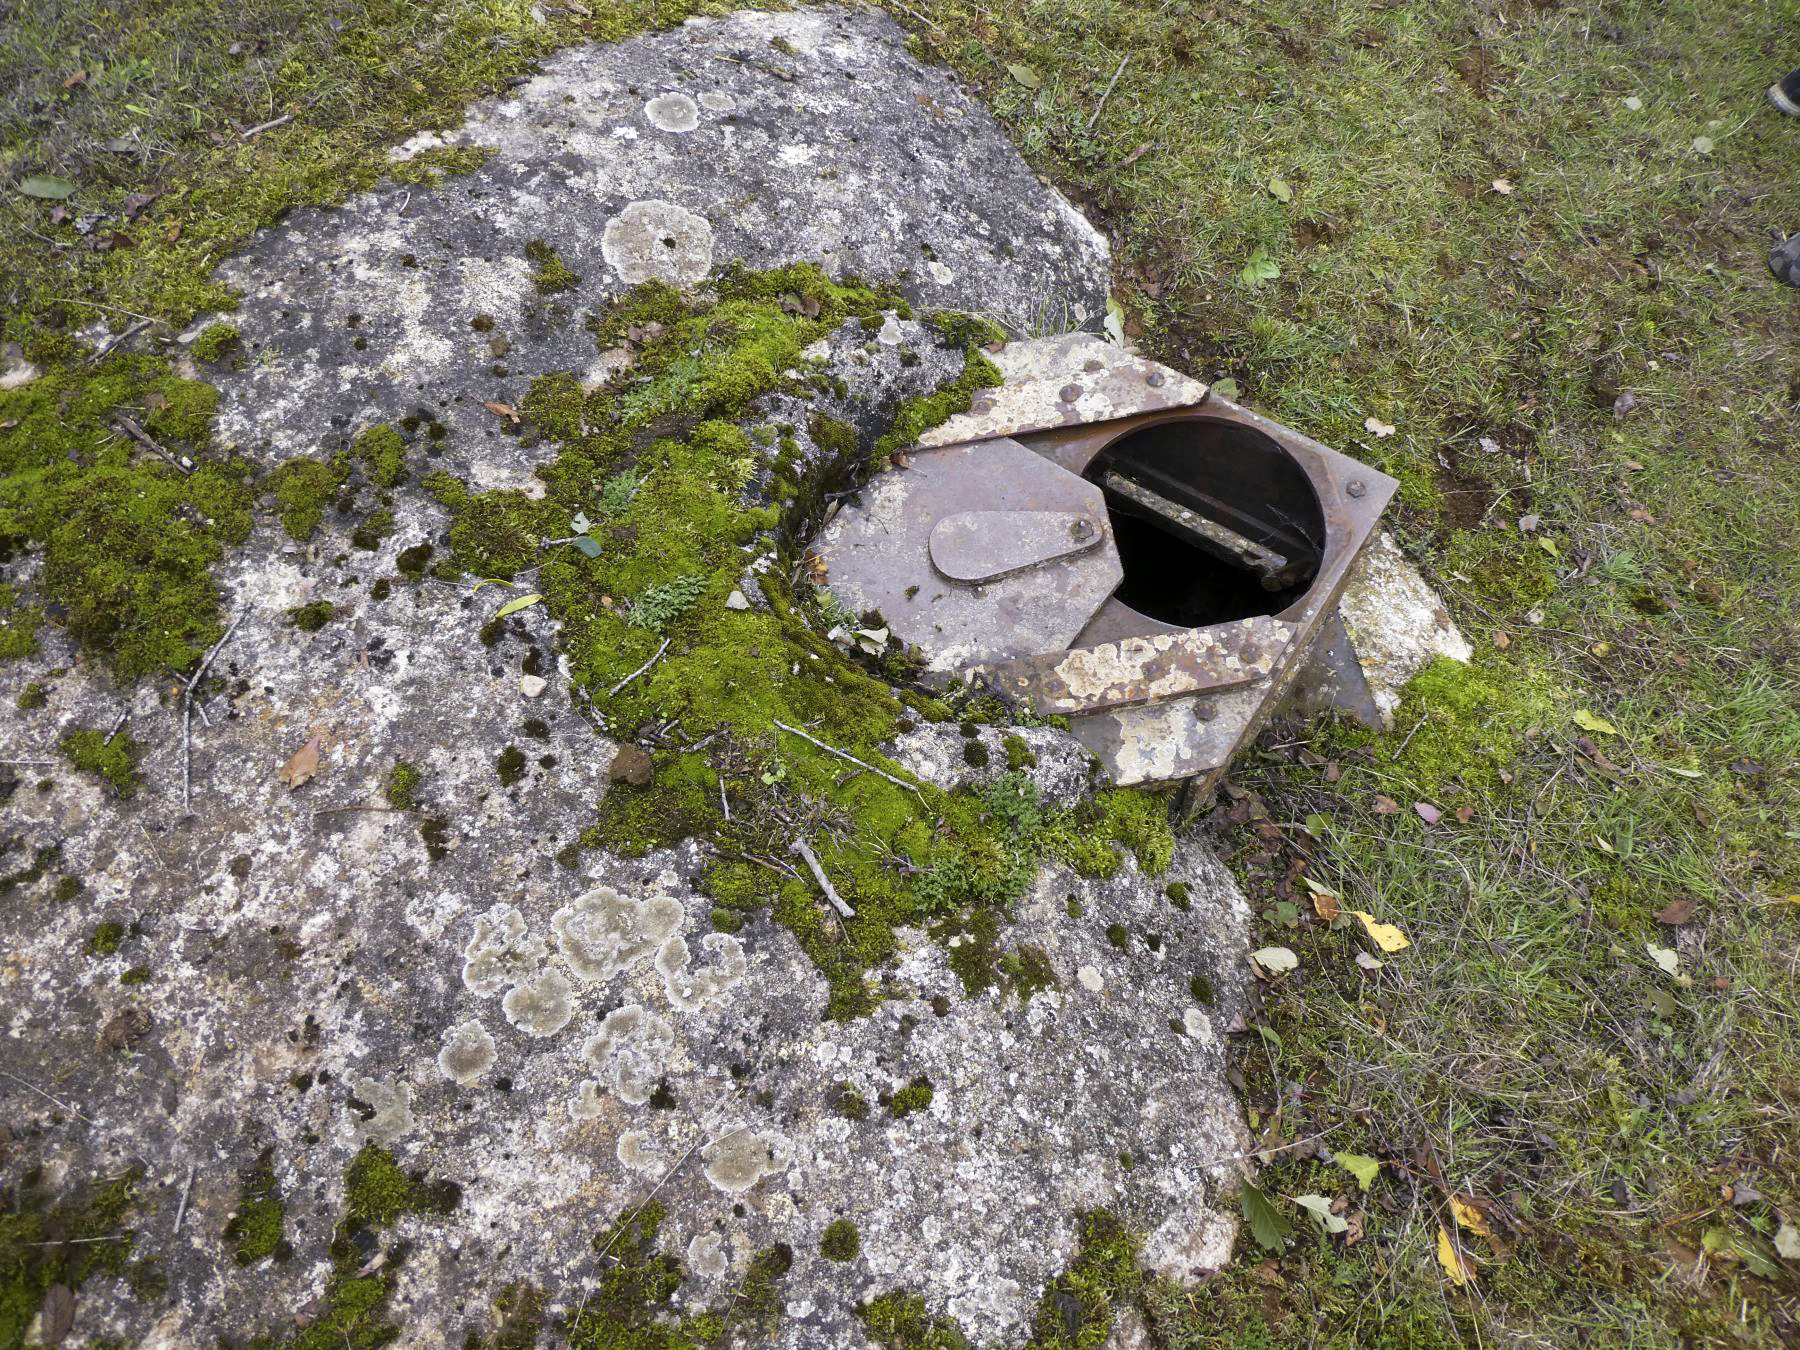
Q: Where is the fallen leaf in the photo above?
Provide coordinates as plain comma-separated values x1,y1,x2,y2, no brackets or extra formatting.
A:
1450,1194,1492,1237
1692,135,1714,154
64,69,88,89
482,400,520,423
40,1283,75,1345
1354,951,1384,973
1363,416,1396,438
1371,794,1400,815
1612,390,1638,418
1006,62,1042,89
1267,176,1293,203
1211,376,1240,399
1301,875,1340,922
574,535,602,558
1414,801,1442,825
1623,95,1643,111
1491,177,1514,195
1572,709,1619,736
1437,1225,1476,1286
1645,942,1679,976
279,735,323,790
1492,630,1510,649
1250,946,1298,977
1517,513,1540,532
1294,1194,1349,1233
493,593,543,619
1654,898,1697,926
1349,910,1411,953
1336,1152,1382,1190
1477,436,1501,453
1776,1222,1800,1261
1240,1182,1294,1251
1538,536,1560,558
20,175,77,200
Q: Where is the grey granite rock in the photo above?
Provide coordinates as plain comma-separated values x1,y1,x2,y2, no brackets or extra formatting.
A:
0,11,1263,1348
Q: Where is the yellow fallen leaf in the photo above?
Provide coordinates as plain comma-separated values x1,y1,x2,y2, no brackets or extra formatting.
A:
1437,1225,1476,1287
1572,709,1618,736
1450,1194,1492,1237
1349,910,1410,953
1300,874,1340,922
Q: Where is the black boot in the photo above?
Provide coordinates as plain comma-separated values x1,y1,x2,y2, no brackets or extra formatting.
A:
1768,66,1800,115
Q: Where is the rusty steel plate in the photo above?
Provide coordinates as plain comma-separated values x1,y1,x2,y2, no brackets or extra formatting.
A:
810,437,1123,671
978,616,1295,716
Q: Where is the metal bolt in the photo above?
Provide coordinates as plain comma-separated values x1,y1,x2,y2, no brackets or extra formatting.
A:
970,395,994,414
1145,370,1167,388
1194,701,1217,722
1082,357,1104,372
1058,383,1083,403
1070,518,1095,541
1346,479,1367,498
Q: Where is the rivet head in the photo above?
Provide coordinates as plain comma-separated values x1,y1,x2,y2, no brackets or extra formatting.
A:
970,394,995,413
1058,383,1083,403
1070,518,1095,541
1346,479,1367,498
1145,370,1167,387
1194,701,1217,722
1082,357,1104,372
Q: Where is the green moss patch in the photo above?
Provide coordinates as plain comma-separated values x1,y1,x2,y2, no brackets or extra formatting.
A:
60,727,142,797
225,1150,287,1265
0,1168,144,1348
193,322,241,363
820,1219,861,1262
1024,1209,1140,1349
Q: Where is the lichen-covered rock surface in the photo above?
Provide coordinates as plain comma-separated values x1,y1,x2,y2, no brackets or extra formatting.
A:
0,9,1268,1348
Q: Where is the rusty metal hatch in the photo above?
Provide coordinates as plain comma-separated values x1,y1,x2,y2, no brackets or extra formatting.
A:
811,334,1398,789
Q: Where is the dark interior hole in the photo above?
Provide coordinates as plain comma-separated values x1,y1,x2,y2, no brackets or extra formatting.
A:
1085,418,1326,628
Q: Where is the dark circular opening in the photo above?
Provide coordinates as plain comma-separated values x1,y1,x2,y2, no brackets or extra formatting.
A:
1084,417,1326,627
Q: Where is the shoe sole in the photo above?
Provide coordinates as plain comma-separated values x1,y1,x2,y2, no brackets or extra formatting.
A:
1768,83,1800,116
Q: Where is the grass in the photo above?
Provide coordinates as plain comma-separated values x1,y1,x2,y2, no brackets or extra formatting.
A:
3,0,1798,1344
876,0,1800,1341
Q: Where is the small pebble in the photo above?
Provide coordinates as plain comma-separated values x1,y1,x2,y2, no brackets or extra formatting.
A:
519,674,547,698
724,589,751,611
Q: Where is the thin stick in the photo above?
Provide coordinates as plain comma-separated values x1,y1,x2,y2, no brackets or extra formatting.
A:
113,416,191,474
51,297,159,322
791,836,856,918
1087,54,1131,131
240,113,294,139
0,758,58,765
1391,712,1428,761
312,805,420,818
173,1163,197,1234
106,709,130,740
0,1069,91,1123
718,776,731,823
90,317,154,365
183,614,242,810
772,720,923,799
607,637,670,698
592,1125,746,1265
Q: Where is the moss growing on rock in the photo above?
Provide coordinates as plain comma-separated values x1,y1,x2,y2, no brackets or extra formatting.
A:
889,1078,934,1118
269,454,350,541
193,322,241,363
60,727,142,797
858,1291,971,1349
351,423,408,488
819,1219,861,1263
225,1150,287,1265
0,1168,142,1347
88,920,126,955
384,760,421,810
526,238,580,294
388,144,496,187
15,681,48,710
1023,1209,1140,1349
496,745,527,786
286,600,335,631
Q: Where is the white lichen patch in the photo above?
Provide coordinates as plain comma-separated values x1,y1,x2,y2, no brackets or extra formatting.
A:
501,968,575,1038
618,1129,664,1173
644,92,700,132
437,1019,497,1085
349,1074,415,1145
462,903,547,996
701,1126,790,1194
686,1232,728,1280
655,932,748,1012
581,1004,676,1105
600,198,715,286
551,885,685,983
